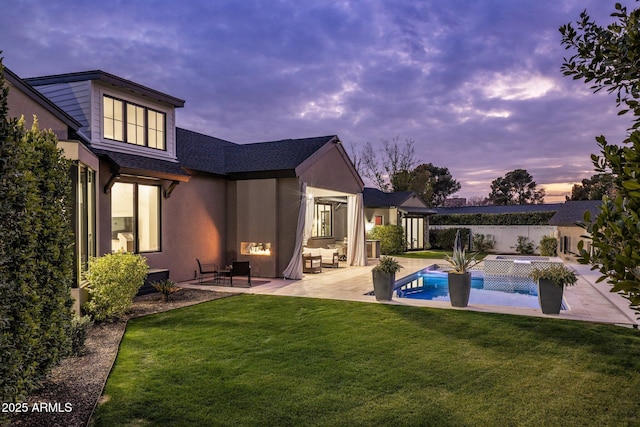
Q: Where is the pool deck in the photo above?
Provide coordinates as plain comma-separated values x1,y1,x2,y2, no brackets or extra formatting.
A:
178,257,639,327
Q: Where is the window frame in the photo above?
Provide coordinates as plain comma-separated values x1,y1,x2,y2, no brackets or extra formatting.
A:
111,182,162,254
103,95,166,151
312,202,333,238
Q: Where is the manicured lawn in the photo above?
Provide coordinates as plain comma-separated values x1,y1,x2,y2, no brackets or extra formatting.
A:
93,295,640,426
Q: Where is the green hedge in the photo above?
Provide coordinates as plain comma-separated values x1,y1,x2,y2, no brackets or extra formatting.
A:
430,211,556,226
429,228,472,250
0,80,74,404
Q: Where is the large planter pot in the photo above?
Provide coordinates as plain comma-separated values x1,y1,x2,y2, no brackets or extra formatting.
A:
537,278,564,314
448,272,471,307
372,270,395,301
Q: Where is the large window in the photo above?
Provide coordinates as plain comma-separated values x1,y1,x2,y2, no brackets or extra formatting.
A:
103,95,166,150
312,203,333,238
111,182,161,253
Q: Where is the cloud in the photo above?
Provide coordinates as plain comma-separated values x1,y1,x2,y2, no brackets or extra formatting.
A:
1,0,637,200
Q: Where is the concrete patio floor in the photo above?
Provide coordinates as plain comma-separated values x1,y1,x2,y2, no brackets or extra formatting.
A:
178,257,639,327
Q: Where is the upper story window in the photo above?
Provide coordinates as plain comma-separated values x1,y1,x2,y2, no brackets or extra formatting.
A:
103,95,166,150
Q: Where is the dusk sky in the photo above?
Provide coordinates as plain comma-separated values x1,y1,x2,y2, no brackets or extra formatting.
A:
1,0,636,201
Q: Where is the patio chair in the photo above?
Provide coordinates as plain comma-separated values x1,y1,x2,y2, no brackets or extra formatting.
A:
230,261,251,286
196,259,219,284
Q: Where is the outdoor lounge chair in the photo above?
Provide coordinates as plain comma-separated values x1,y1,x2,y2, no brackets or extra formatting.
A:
196,259,219,284
230,261,251,286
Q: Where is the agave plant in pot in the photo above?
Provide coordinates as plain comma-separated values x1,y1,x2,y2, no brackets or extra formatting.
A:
445,230,480,307
372,256,403,301
529,264,577,314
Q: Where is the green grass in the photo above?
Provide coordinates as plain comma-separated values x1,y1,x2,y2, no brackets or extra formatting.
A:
93,295,640,426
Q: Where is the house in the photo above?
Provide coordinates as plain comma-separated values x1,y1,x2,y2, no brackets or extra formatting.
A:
7,67,366,291
363,187,436,250
548,200,602,260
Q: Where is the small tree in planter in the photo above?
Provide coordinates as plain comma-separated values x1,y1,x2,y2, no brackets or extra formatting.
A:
445,230,480,307
371,256,403,301
530,264,578,314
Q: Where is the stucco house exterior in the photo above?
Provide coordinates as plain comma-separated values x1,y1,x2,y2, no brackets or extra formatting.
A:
363,187,436,250
6,66,366,293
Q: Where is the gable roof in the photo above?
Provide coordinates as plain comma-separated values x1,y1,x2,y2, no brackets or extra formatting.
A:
24,70,185,108
176,130,339,179
225,135,337,178
4,66,83,131
548,200,602,226
363,187,415,207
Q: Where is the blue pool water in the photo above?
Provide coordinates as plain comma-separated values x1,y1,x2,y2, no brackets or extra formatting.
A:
396,269,544,309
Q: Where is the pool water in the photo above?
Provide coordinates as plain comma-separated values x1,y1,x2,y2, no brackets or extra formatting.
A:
396,269,544,309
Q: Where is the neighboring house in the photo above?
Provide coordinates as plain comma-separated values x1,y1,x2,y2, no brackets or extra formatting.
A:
363,187,436,250
548,200,602,260
17,68,365,285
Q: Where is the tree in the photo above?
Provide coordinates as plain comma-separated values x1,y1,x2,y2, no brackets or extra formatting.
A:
404,163,461,207
357,135,416,192
0,60,74,402
561,3,640,314
488,169,545,205
568,173,616,200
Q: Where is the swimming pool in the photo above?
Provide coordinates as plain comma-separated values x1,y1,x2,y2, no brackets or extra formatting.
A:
395,268,545,309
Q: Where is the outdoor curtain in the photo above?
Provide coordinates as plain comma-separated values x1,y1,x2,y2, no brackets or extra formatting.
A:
347,192,367,266
283,183,311,279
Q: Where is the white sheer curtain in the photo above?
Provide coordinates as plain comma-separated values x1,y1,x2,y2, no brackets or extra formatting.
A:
283,183,313,279
347,193,367,266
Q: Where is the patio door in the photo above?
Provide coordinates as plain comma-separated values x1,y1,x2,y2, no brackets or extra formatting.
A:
403,216,424,250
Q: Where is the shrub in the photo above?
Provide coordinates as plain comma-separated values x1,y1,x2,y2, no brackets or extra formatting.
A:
472,233,495,252
84,252,149,322
0,65,74,402
68,315,93,356
152,279,179,303
430,228,471,250
540,236,558,257
513,236,535,254
367,224,406,255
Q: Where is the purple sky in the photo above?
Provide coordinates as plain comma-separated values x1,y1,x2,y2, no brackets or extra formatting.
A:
1,0,635,201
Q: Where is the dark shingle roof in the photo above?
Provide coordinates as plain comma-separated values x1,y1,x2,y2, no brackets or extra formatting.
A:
176,128,235,176
176,131,338,178
363,187,415,207
433,203,563,215
224,136,337,175
548,200,602,226
93,149,189,181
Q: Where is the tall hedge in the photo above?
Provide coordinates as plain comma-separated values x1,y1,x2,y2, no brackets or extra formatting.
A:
430,211,556,226
0,63,74,402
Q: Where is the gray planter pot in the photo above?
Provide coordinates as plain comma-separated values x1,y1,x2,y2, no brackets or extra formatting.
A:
372,270,395,301
448,272,471,307
537,278,564,314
